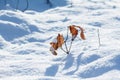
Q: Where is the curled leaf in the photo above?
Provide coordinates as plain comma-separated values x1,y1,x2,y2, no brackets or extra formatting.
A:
50,47,57,55
57,34,64,47
69,25,78,41
80,31,85,40
50,34,64,55
50,42,58,50
50,25,86,56
77,26,86,40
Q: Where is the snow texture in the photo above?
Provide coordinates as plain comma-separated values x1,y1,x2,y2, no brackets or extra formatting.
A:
0,0,120,80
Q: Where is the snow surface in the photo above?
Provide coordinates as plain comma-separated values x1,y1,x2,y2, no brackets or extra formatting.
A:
0,0,120,80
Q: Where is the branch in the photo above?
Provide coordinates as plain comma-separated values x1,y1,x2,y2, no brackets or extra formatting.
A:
22,0,29,12
46,0,52,7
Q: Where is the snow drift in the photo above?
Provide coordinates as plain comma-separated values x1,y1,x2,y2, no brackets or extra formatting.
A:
0,0,68,11
0,0,120,80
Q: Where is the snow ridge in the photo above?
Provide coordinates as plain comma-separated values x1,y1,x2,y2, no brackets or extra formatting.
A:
0,0,120,80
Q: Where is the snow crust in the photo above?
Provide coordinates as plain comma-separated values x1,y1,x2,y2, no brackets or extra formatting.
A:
0,0,120,80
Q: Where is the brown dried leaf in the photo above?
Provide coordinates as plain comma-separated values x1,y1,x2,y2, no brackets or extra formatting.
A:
57,34,64,47
50,34,64,55
50,47,57,55
69,25,78,40
50,42,58,50
80,32,86,40
77,26,86,40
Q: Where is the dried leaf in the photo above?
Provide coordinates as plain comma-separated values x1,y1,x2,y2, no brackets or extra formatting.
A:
50,25,86,56
50,47,57,55
57,34,64,47
80,32,85,40
50,42,58,50
69,25,78,41
77,26,86,40
50,34,64,55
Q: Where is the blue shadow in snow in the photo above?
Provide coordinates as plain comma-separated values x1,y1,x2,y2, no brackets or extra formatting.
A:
45,65,58,76
16,49,35,55
0,55,6,60
65,53,84,75
0,25,29,41
0,22,42,41
81,54,100,64
0,0,68,12
79,54,120,78
114,17,120,21
62,54,74,70
0,15,25,24
88,22,103,27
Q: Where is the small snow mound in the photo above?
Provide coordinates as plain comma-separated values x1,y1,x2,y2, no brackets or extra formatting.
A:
77,52,120,78
0,35,10,49
0,21,30,41
0,0,68,12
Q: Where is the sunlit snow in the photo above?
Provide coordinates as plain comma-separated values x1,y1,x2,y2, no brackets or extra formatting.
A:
0,0,120,80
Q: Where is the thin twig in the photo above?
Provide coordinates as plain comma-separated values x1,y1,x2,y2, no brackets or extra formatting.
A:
65,26,69,42
64,27,69,54
22,0,29,12
97,28,101,48
46,0,52,7
60,47,67,53
70,0,73,7
68,40,73,54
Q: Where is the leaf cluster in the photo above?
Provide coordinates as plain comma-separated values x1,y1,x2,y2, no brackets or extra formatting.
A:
50,25,86,55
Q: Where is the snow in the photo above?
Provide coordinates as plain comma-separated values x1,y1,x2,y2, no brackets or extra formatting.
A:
0,0,120,80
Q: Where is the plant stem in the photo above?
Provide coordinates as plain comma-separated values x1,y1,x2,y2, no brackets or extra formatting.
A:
97,28,101,47
64,27,69,54
46,0,52,7
70,0,73,7
23,0,29,12
60,47,67,53
68,40,73,54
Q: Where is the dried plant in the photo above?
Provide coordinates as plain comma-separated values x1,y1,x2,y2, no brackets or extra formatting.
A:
50,25,86,55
